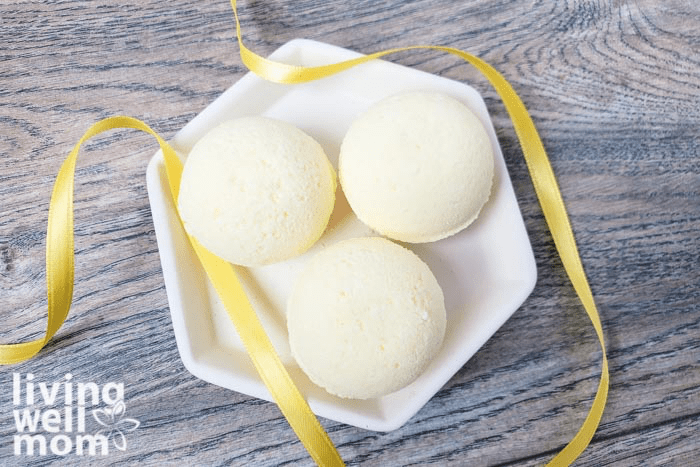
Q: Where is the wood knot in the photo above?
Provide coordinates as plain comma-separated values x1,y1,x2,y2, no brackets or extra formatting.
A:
1,245,14,272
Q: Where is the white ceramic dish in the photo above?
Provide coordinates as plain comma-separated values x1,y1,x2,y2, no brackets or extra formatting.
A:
146,39,537,432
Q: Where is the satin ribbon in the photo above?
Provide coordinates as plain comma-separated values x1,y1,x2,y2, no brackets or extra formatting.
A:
1,0,608,465
0,117,176,364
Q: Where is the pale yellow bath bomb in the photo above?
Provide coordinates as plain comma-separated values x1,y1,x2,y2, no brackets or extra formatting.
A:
339,91,494,243
178,117,336,267
288,237,446,399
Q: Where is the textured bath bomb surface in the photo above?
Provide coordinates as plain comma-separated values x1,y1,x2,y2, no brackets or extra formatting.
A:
288,236,446,399
339,91,494,243
178,117,336,267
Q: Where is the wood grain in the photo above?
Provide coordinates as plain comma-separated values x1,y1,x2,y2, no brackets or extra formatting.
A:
1,0,698,465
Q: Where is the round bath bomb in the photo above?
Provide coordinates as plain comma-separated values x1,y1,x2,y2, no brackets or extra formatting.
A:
178,117,336,267
288,236,446,399
339,91,494,243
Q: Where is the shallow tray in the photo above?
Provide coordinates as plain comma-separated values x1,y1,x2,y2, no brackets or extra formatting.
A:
146,38,537,431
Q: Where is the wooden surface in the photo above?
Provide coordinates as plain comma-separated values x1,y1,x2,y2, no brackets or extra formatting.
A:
1,0,698,465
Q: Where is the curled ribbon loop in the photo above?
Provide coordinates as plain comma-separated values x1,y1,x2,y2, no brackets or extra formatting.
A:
232,1,609,461
0,117,176,365
2,1,607,466
1,115,343,465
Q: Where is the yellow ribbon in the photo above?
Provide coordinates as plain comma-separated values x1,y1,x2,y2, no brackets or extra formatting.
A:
0,117,176,364
1,0,608,465
232,1,609,463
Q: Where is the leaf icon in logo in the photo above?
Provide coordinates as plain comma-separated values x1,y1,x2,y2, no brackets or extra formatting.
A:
92,400,140,451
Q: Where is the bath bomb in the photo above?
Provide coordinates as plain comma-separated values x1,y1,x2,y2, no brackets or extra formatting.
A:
288,236,446,399
339,91,494,243
178,117,336,267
